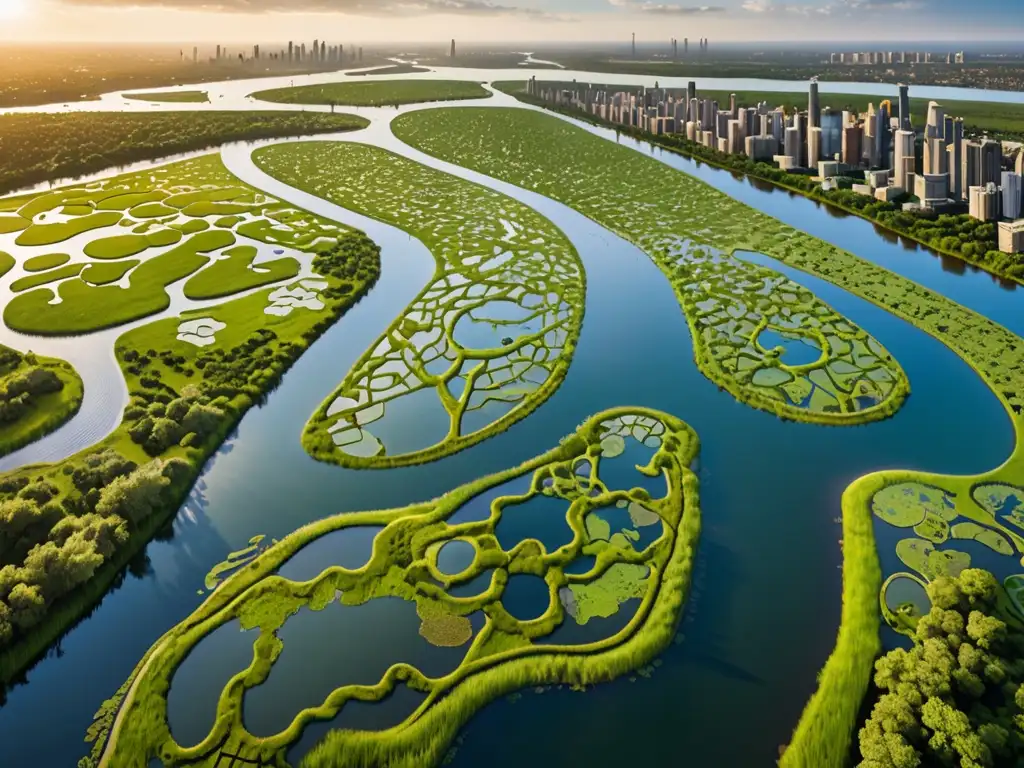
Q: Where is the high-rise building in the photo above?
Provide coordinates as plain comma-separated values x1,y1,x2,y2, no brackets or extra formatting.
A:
981,139,1002,185
687,81,696,106
894,129,915,191
216,44,221,60
729,93,737,118
1017,149,1024,177
288,41,293,62
632,33,636,59
192,46,198,64
784,126,801,164
948,119,964,199
820,108,843,161
1002,171,1023,220
313,39,319,62
898,84,911,131
969,183,1001,221
321,42,326,61
874,101,891,169
842,125,863,166
808,127,822,167
451,39,456,58
998,220,1024,253
253,45,260,60
808,81,821,128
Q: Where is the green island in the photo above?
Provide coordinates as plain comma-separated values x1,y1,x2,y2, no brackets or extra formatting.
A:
90,406,700,768
390,105,1024,767
0,154,382,685
0,344,83,458
0,111,369,197
249,79,490,107
393,107,909,427
253,141,585,467
0,155,348,334
123,90,210,103
495,82,1018,284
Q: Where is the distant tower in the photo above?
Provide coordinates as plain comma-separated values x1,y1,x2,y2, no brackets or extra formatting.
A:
192,46,197,64
254,44,259,60
320,41,326,61
216,44,221,61
288,41,293,63
451,39,456,58
632,33,636,59
313,39,319,63
898,83,911,131
672,38,677,61
359,47,363,61
684,37,688,54
808,81,821,129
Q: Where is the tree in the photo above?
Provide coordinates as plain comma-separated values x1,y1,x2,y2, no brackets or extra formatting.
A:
95,460,170,526
858,569,1024,767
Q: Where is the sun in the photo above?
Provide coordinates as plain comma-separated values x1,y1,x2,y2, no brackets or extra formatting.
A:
0,0,27,19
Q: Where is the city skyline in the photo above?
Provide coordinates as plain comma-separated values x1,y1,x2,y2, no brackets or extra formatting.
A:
1,0,1022,42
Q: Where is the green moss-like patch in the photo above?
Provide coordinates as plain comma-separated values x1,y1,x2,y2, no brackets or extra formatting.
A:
255,141,585,469
182,246,300,300
392,108,908,427
92,407,700,768
81,260,139,286
250,80,490,107
123,90,210,104
10,263,85,292
15,211,121,246
23,252,70,272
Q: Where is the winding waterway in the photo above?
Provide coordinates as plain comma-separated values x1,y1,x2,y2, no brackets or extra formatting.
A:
0,72,1019,767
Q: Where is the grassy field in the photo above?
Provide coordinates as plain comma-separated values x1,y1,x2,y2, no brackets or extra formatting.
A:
393,105,1024,767
0,155,353,335
250,79,490,107
0,111,369,196
93,407,701,768
254,140,584,468
394,107,909,429
122,90,209,103
0,346,84,458
181,246,300,300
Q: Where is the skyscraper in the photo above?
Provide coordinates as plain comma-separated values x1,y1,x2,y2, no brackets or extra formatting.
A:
894,129,915,191
808,127,822,167
981,139,1002,185
288,41,293,62
632,33,636,59
842,125,863,167
254,44,260,60
321,41,326,61
1002,171,1022,220
898,84,911,131
687,81,696,106
729,93,737,118
451,39,456,58
820,108,842,161
192,46,198,64
808,81,821,129
874,100,891,170
684,37,688,54
948,119,964,200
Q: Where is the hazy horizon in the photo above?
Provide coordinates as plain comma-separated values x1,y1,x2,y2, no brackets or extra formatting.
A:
1,0,1021,44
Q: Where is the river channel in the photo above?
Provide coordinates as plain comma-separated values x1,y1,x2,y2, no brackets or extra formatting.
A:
0,74,1018,768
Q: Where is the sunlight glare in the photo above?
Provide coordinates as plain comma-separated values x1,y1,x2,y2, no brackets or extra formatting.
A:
0,0,27,19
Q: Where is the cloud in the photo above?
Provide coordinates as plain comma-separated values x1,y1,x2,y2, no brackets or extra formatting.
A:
56,0,571,17
742,0,921,12
608,0,725,13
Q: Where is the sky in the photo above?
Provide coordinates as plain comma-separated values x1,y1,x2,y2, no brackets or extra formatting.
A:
0,0,1021,43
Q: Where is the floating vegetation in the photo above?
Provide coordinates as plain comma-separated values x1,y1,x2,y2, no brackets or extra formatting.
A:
391,107,909,427
93,407,701,768
202,535,271,592
255,141,584,467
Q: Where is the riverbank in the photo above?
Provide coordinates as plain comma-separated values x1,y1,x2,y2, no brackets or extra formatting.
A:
495,83,1018,287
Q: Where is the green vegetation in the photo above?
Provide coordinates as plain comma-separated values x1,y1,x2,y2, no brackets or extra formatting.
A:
0,345,83,458
0,155,355,335
250,79,490,107
91,407,701,768
497,84,1014,283
393,108,908,427
122,90,209,103
0,158,382,689
858,569,1024,767
22,253,69,272
0,111,369,196
391,106,1024,768
182,246,301,300
254,141,585,467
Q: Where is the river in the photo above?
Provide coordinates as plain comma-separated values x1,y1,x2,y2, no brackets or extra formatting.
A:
0,77,1018,768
